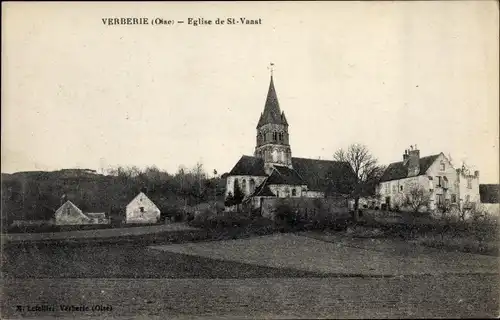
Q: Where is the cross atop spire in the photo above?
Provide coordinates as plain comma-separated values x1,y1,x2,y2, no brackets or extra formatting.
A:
268,62,275,77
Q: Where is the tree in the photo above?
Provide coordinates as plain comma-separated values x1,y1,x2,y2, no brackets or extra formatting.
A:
232,180,245,211
402,185,432,213
333,144,384,221
224,192,235,207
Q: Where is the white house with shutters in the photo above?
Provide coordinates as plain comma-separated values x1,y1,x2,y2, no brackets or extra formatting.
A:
378,146,480,212
125,192,160,224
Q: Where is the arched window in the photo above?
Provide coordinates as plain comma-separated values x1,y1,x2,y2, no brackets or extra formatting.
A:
272,150,278,162
276,190,280,197
249,179,256,194
279,151,284,162
292,188,297,196
273,132,277,141
242,179,247,194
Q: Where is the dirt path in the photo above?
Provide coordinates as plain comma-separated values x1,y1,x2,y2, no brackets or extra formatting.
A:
2,223,198,242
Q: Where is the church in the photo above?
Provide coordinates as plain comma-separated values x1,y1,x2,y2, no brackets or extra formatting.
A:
225,69,355,210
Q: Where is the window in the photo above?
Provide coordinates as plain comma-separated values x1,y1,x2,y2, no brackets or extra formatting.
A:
465,195,470,203
292,189,297,196
276,190,280,197
273,132,277,141
451,194,457,203
436,194,443,205
467,177,472,189
442,176,448,188
400,185,403,191
242,179,247,194
440,162,445,171
437,176,442,187
279,133,283,141
140,207,144,213
249,179,256,194
392,185,396,193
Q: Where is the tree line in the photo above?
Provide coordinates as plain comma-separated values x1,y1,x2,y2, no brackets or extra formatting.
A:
1,163,227,223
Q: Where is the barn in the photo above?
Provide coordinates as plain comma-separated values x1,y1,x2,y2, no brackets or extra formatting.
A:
125,192,161,224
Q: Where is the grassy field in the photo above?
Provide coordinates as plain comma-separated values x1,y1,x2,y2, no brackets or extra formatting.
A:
2,275,498,319
2,241,326,279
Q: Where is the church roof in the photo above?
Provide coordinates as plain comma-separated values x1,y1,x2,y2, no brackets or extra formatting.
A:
379,154,440,182
228,155,267,176
479,184,499,204
267,165,306,185
257,76,288,128
227,155,355,194
291,157,355,193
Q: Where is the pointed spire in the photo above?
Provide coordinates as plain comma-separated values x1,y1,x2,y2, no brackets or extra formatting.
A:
257,70,285,128
281,111,288,126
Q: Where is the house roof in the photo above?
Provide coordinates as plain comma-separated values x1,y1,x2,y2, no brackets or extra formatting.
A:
380,154,440,182
479,184,499,204
267,165,305,185
56,200,93,221
291,157,354,193
127,192,160,209
228,155,267,176
86,212,106,219
251,179,275,197
257,76,288,127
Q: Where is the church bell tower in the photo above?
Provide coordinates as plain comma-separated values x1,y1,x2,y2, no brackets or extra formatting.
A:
254,64,292,174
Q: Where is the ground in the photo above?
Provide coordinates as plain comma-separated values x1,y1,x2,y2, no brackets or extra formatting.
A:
2,228,499,319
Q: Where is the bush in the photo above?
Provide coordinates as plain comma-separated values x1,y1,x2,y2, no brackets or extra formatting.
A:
274,203,301,228
161,207,187,222
189,208,269,231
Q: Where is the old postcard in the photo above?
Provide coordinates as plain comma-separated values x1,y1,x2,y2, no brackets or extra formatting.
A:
1,1,499,319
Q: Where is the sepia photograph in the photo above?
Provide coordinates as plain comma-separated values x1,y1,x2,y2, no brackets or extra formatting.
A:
1,1,499,319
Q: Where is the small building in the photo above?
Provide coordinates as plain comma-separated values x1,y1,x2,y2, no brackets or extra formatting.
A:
479,184,500,216
86,212,109,224
125,192,160,224
55,201,93,225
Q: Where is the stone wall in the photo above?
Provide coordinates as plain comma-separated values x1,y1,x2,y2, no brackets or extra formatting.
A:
261,196,350,220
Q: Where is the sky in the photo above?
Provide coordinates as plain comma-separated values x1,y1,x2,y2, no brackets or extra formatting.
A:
2,1,499,183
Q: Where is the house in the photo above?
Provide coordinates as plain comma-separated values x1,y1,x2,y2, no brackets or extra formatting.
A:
479,184,500,215
378,146,480,212
225,69,355,211
54,200,111,225
55,200,94,225
125,192,160,223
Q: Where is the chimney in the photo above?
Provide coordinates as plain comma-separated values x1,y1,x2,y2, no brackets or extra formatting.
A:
403,149,409,163
474,170,480,179
407,145,420,177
